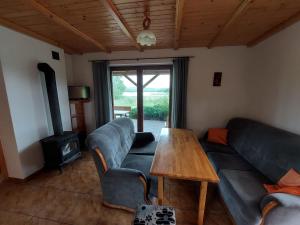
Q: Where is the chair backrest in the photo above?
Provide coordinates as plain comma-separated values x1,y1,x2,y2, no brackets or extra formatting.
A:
227,118,300,183
86,118,135,177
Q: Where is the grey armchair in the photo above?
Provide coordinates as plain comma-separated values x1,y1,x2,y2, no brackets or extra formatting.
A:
86,118,157,210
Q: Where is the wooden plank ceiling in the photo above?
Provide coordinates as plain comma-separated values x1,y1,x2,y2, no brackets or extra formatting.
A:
1,0,300,54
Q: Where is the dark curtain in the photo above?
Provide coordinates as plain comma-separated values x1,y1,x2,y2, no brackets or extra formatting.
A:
171,57,189,128
92,60,113,128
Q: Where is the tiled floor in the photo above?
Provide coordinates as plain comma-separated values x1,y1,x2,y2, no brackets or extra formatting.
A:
0,152,233,225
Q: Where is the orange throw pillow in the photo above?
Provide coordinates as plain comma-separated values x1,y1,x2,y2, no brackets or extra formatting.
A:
264,184,300,196
278,168,300,186
264,169,300,196
207,128,228,145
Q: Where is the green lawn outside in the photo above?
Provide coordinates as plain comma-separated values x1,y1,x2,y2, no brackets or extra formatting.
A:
114,94,169,108
114,94,170,121
112,76,170,121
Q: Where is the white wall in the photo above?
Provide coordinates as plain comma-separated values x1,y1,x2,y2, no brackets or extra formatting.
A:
69,47,252,136
0,26,71,179
0,60,23,178
65,54,74,85
247,21,300,134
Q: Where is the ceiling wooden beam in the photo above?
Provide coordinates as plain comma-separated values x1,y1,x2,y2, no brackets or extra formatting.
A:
208,0,253,48
247,10,300,47
174,0,185,49
0,17,78,54
100,0,141,51
27,0,108,52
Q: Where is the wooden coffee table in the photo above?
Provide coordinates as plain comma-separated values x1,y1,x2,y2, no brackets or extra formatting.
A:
150,128,219,225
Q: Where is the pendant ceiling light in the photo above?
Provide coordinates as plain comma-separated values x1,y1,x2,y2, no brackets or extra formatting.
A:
137,1,156,46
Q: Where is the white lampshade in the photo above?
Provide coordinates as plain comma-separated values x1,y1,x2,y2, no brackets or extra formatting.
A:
136,30,156,46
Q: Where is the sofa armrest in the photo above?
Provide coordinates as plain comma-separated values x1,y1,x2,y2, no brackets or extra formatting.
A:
263,205,300,225
260,193,300,209
132,132,155,147
261,193,300,225
102,168,149,209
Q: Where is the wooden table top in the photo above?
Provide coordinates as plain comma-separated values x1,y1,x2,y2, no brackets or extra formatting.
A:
150,128,219,183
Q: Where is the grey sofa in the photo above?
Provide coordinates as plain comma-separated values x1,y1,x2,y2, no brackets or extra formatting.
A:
200,118,300,225
86,118,158,210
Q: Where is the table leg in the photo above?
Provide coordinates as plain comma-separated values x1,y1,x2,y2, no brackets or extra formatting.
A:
198,181,208,225
158,176,164,205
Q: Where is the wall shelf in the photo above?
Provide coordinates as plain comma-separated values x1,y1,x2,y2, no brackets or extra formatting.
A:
69,99,89,148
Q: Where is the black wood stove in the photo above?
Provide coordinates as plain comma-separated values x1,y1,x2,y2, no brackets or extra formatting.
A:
38,63,81,171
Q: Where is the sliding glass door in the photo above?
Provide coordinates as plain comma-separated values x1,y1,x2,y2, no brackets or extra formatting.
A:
142,68,171,139
111,65,172,139
111,69,138,131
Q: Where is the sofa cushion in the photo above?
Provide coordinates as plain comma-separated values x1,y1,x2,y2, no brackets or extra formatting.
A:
200,140,236,154
129,141,157,155
86,123,127,169
207,152,254,172
121,154,157,197
226,118,255,151
219,169,269,225
132,132,155,148
226,118,300,183
109,118,135,152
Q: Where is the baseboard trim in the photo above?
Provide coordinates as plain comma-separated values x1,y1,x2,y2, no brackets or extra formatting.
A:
6,167,44,183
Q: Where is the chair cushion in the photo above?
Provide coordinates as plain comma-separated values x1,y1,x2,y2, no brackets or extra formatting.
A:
121,154,157,197
199,140,236,154
218,170,269,225
207,152,254,172
129,141,157,155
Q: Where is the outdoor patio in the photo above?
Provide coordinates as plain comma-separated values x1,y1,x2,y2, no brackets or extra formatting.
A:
132,119,166,140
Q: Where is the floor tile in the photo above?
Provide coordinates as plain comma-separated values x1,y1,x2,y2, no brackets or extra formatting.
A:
0,151,232,225
62,194,103,225
36,188,78,222
28,217,62,225
0,210,32,225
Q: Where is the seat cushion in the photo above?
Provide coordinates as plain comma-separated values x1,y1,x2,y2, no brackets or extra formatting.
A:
200,139,236,154
207,152,254,173
129,141,157,155
219,170,269,225
121,154,157,197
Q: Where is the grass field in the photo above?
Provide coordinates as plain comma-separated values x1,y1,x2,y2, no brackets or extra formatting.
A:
114,93,169,108
114,92,170,121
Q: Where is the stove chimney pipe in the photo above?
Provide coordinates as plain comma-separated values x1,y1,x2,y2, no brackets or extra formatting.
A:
38,63,64,136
